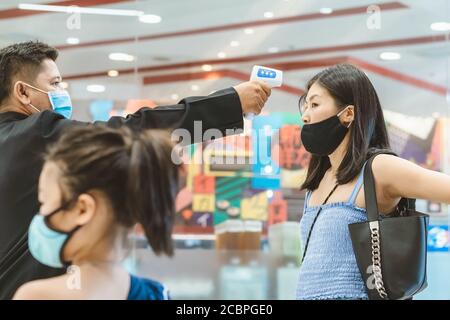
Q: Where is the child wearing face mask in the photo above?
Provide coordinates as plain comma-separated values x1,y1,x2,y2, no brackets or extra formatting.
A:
13,125,181,300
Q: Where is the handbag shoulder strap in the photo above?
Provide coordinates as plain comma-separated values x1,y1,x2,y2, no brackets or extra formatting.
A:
363,149,414,221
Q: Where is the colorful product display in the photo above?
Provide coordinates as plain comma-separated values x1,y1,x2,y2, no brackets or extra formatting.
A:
175,111,446,235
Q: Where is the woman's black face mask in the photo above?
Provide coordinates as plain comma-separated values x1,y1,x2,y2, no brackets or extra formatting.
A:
300,106,352,156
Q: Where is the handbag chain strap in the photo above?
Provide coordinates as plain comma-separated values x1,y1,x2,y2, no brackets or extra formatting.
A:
369,221,388,299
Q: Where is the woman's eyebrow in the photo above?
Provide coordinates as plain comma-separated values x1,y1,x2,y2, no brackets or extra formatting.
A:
306,94,320,102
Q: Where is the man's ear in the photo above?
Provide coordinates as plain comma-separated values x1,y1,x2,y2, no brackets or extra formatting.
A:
13,81,32,106
74,193,97,226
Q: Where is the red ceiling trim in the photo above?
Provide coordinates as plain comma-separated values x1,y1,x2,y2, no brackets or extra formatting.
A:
138,56,446,97
142,69,305,96
0,0,131,20
348,56,447,96
63,34,449,81
53,2,408,50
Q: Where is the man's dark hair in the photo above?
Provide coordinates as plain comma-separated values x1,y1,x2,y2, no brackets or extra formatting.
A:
0,41,58,106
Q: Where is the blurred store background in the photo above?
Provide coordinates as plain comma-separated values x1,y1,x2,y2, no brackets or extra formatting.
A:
1,0,449,299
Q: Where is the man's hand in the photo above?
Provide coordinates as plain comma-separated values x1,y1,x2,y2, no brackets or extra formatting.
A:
233,80,271,116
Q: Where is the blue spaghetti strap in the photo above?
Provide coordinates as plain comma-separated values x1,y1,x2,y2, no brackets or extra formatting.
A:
348,161,367,204
304,190,312,209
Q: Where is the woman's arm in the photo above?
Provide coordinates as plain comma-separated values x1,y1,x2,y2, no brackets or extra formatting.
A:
373,154,450,205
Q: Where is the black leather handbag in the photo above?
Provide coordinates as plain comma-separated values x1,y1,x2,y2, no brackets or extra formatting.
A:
348,151,429,300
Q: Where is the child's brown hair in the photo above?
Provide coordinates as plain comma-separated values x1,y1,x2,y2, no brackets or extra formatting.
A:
45,125,181,256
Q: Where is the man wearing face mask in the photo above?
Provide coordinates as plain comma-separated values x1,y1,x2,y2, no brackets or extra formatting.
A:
21,83,73,119
0,41,271,299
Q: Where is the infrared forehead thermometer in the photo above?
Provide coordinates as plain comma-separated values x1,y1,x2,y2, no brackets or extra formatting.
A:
250,65,283,87
245,65,283,120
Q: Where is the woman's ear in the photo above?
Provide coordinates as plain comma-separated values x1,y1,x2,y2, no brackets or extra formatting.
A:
342,105,355,127
74,193,97,226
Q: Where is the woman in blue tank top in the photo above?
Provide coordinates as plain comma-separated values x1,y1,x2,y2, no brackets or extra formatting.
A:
296,64,450,300
14,126,180,300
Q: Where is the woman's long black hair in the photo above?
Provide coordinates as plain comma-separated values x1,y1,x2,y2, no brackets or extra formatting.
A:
301,63,391,191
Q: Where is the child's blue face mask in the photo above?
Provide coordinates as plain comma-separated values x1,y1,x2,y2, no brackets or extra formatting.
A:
28,202,80,268
23,82,73,119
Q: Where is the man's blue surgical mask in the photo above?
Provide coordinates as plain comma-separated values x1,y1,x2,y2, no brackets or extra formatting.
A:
23,83,73,119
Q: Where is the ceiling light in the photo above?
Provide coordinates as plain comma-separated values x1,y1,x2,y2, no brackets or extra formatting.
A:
86,84,105,93
379,52,401,61
171,94,179,100
244,28,254,35
264,11,274,18
66,37,79,45
217,52,227,59
191,85,200,91
108,70,119,77
319,7,333,14
230,40,240,47
139,14,162,24
18,3,144,16
201,64,213,71
432,112,440,118
430,22,450,31
109,52,135,62
268,47,279,53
